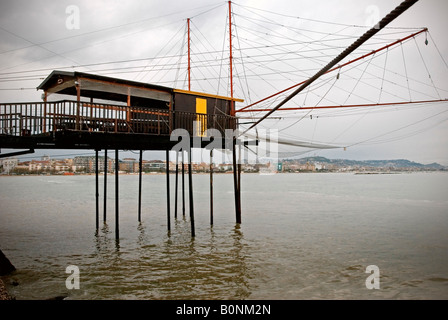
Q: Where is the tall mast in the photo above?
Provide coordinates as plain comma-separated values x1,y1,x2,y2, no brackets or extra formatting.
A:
228,1,234,115
187,18,191,91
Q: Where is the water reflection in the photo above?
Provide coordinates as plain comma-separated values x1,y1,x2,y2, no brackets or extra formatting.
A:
89,220,252,299
137,223,146,246
94,223,111,251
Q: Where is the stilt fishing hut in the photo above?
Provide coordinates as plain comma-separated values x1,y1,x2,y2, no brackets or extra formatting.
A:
0,70,244,238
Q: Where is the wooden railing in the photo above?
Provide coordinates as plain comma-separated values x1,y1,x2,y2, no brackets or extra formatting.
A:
0,100,236,137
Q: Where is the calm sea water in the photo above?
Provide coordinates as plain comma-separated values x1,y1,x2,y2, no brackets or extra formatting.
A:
1,172,447,300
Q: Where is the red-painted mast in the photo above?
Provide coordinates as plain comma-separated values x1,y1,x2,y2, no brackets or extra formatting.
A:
239,99,448,113
228,1,234,115
187,18,191,91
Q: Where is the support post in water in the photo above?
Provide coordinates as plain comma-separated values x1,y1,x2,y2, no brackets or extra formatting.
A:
95,149,99,230
175,151,179,219
104,149,107,223
233,138,242,224
115,149,119,240
237,142,242,223
182,150,186,217
210,149,214,226
166,149,171,231
188,147,195,237
138,150,143,223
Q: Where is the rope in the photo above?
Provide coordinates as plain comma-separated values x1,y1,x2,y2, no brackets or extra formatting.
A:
413,37,441,99
378,48,388,103
400,43,412,101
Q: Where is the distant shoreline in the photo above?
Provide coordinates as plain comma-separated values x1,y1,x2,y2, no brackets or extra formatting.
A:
0,170,446,178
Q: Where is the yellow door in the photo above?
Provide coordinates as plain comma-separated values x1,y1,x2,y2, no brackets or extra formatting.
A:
196,98,207,137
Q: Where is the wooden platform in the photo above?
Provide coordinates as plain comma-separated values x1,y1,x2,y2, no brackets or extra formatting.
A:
0,99,237,151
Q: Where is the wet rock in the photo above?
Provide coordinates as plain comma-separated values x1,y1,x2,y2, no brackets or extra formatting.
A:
0,279,15,300
0,249,16,276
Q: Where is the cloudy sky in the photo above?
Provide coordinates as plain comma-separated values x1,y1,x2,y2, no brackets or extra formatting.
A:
0,0,447,164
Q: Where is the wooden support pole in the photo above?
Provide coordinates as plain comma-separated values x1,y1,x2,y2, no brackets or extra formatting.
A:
237,143,242,223
103,149,107,222
181,150,186,217
233,138,241,224
166,150,171,231
115,149,119,240
188,147,195,237
138,150,143,223
95,149,99,230
210,149,214,226
175,151,179,219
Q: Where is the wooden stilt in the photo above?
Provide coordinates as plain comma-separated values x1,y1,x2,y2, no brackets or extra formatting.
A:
166,150,171,231
95,149,99,230
182,150,186,217
233,138,241,224
237,142,242,223
138,150,143,223
210,149,214,226
188,147,195,237
175,151,179,219
103,149,107,222
115,149,119,240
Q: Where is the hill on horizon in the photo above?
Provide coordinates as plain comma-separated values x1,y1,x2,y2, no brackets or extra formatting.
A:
286,156,446,170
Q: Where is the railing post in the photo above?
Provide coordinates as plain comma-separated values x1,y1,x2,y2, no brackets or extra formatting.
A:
76,84,81,131
43,93,47,133
11,104,14,135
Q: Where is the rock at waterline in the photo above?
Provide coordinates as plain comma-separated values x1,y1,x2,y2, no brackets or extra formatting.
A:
0,249,16,276
0,279,15,300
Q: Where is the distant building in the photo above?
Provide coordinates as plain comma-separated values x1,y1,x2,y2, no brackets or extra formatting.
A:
1,158,18,174
73,156,114,173
120,158,138,173
53,160,71,172
29,160,52,172
15,161,30,172
218,163,232,172
314,163,324,170
143,160,166,172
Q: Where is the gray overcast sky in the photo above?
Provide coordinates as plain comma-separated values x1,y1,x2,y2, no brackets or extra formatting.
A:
0,0,447,164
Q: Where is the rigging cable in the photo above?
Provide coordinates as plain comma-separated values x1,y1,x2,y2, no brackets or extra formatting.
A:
400,42,412,101
413,36,441,99
427,32,448,70
347,108,448,147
